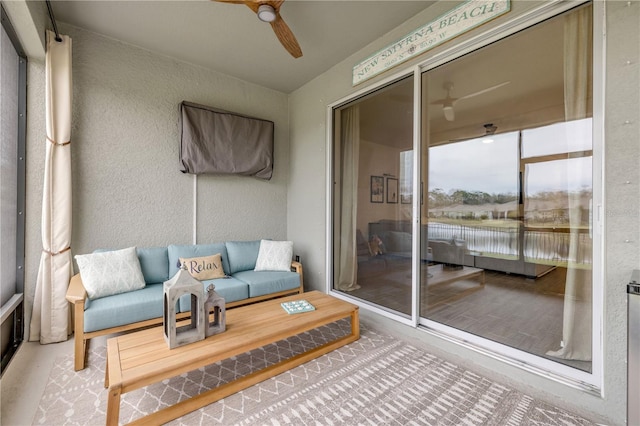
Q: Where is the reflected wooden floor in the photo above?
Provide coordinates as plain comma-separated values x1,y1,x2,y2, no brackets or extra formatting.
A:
348,263,591,372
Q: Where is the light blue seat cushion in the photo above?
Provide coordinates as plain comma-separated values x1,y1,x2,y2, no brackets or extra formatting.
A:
167,243,230,278
225,240,260,274
178,277,248,312
233,270,300,298
83,283,164,332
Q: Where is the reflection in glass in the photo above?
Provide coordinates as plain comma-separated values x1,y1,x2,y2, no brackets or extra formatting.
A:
428,133,519,259
522,118,592,158
332,76,414,316
330,2,595,378
421,4,593,373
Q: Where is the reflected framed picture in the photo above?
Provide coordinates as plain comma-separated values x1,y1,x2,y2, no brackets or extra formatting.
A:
401,193,412,204
370,176,384,203
386,178,398,204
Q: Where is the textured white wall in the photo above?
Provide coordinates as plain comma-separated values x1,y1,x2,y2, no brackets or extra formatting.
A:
24,24,289,336
357,140,406,235
602,0,640,423
288,1,639,425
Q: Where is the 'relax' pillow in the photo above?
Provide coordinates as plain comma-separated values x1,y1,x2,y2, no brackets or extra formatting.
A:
75,246,146,300
179,253,226,280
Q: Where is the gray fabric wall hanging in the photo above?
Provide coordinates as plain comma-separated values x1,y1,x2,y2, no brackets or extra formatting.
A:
179,101,274,180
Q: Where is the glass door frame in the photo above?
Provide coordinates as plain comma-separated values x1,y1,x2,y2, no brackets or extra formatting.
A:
327,0,603,392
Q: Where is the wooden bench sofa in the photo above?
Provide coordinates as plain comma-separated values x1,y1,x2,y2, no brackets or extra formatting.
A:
66,240,304,371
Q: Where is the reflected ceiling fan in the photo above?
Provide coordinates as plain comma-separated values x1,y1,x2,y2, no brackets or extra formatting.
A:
213,0,302,58
432,81,510,121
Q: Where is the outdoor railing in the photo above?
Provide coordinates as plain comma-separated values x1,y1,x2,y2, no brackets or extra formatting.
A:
426,222,592,265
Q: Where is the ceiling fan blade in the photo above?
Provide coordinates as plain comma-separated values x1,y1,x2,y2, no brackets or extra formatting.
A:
212,0,250,5
457,81,510,101
212,0,301,58
270,14,302,58
430,97,458,106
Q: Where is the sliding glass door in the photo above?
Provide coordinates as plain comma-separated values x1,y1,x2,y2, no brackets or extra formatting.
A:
332,76,414,316
331,2,597,383
420,4,593,372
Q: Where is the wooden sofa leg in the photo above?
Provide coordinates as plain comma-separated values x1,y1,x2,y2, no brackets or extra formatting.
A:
73,301,87,371
74,334,87,371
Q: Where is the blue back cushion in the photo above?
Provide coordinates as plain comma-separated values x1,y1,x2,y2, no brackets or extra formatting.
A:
137,246,169,283
167,243,230,278
225,240,261,274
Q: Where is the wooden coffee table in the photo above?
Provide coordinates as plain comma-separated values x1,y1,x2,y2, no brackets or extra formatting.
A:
105,291,359,425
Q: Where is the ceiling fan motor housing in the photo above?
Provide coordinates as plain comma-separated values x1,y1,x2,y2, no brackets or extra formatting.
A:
257,4,276,22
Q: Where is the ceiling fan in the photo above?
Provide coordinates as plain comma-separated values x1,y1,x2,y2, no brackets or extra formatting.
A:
432,81,510,122
213,0,302,58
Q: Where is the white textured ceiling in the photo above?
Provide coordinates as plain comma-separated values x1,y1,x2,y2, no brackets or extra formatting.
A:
51,0,435,93
49,0,568,146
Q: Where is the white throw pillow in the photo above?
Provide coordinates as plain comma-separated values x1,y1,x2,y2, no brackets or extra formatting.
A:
75,246,146,299
254,240,293,272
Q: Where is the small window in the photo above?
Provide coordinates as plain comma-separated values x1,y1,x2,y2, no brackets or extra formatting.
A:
1,5,27,375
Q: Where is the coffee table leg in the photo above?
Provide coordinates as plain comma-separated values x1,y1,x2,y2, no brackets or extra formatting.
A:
351,309,360,338
106,385,121,426
104,360,109,388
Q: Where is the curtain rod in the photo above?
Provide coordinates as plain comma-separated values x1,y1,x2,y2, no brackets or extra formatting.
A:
45,0,62,42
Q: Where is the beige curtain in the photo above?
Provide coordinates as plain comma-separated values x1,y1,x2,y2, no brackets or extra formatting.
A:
547,5,592,361
336,106,361,291
30,31,73,344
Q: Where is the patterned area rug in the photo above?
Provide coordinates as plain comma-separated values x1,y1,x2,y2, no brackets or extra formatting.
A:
34,321,598,425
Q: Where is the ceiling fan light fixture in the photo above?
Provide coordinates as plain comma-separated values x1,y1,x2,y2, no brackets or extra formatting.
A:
257,4,277,22
443,106,455,122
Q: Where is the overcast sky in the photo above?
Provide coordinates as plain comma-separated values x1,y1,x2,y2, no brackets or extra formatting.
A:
429,134,518,195
429,121,592,196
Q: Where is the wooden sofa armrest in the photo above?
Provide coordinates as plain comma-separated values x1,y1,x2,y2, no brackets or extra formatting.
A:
291,260,304,292
66,273,87,305
291,260,302,274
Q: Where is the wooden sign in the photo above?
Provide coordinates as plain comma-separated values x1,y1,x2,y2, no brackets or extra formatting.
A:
353,0,510,85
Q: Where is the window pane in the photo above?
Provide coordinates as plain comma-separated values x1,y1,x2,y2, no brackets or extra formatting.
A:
1,8,25,374
332,76,414,316
1,22,19,307
522,119,592,158
524,156,592,266
427,133,519,258
399,150,413,205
